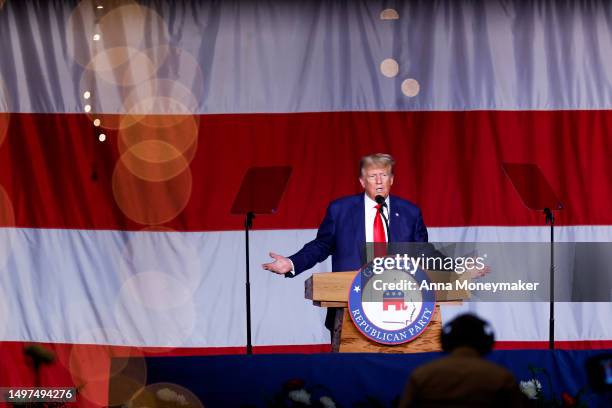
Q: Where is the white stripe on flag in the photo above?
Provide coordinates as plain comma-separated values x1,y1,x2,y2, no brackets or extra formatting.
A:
0,226,611,347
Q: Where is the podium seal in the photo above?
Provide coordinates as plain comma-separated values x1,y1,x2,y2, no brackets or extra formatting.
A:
348,257,436,345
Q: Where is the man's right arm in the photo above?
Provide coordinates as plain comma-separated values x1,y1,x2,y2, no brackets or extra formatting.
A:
287,203,337,276
263,203,337,277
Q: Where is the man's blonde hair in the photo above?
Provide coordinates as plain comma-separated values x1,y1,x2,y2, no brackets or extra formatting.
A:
359,153,395,177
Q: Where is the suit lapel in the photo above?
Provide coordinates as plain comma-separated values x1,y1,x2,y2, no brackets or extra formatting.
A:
389,195,399,242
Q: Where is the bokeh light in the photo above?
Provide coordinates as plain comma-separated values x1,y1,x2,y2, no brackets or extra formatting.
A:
119,46,204,119
70,341,147,406
127,382,204,408
67,328,147,406
114,274,197,350
112,159,192,225
66,1,169,68
117,230,203,299
84,46,157,88
117,111,199,175
120,140,192,182
122,78,201,119
380,8,399,20
84,112,123,131
78,50,156,128
380,58,399,78
106,374,149,407
144,46,205,103
119,271,194,311
401,78,420,97
68,328,137,382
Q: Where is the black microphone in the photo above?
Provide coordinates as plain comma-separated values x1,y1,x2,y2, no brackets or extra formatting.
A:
375,195,390,242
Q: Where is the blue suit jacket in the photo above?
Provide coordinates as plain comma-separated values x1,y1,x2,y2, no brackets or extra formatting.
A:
288,193,429,275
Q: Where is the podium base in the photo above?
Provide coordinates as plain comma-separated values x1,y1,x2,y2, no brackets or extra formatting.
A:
335,305,443,353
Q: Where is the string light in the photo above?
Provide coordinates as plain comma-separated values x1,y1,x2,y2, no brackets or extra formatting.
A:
401,78,420,97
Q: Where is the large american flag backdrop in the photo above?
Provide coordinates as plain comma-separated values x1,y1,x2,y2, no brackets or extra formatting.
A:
0,0,611,405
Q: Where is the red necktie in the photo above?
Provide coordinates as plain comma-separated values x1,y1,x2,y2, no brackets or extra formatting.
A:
373,204,386,243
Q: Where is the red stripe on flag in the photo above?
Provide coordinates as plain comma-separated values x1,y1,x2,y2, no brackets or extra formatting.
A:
0,111,611,231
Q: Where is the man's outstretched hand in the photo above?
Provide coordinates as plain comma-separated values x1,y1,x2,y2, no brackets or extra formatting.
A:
468,265,492,279
262,252,293,275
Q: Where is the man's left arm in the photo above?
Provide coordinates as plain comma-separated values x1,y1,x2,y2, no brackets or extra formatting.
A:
410,207,491,278
286,203,337,276
414,209,429,242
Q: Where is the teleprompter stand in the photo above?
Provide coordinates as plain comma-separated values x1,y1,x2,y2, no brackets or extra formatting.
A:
503,163,563,349
231,166,292,354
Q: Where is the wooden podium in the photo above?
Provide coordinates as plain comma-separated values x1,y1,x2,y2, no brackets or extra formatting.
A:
305,271,468,353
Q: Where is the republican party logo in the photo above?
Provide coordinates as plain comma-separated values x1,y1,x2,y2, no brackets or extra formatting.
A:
348,257,436,345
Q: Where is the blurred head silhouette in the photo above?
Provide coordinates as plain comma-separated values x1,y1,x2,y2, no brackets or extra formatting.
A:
441,313,495,355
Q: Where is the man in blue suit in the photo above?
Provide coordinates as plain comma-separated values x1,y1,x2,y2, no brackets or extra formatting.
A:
263,153,428,276
263,153,429,333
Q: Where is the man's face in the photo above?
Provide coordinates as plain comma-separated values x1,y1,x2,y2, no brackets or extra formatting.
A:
359,166,394,200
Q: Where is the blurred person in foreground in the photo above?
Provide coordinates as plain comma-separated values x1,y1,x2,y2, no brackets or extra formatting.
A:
399,314,526,408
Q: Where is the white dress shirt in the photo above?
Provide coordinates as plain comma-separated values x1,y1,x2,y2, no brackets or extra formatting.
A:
364,194,390,242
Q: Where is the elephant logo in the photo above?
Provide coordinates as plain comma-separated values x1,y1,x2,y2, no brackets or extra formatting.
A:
382,290,408,311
